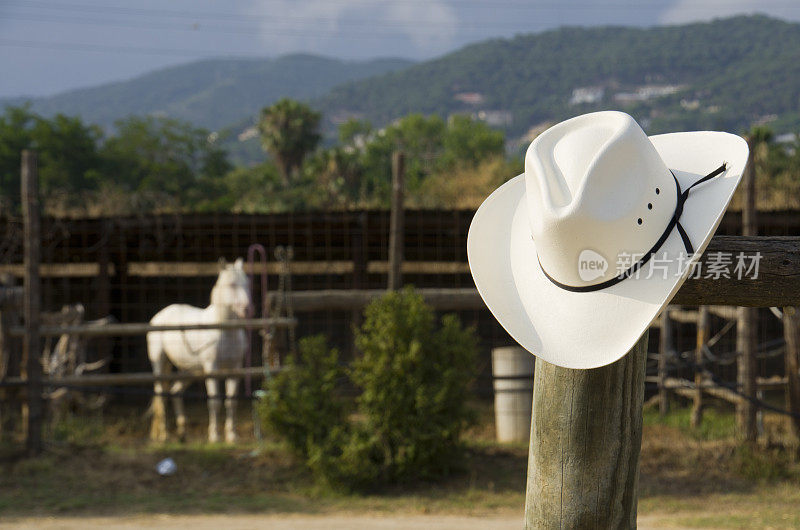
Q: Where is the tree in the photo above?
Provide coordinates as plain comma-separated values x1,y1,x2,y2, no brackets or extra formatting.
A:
302,147,364,208
0,105,102,212
208,162,286,213
442,114,505,168
33,114,103,197
101,115,231,210
337,118,372,146
257,98,321,185
343,113,506,207
0,106,36,211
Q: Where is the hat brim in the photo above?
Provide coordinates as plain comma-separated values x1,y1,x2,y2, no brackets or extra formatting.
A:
467,131,749,369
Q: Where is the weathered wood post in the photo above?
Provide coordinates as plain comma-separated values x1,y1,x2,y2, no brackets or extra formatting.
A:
21,150,43,455
658,307,673,416
388,151,405,291
351,212,368,355
95,220,112,365
691,306,709,429
737,136,758,443
783,306,800,444
0,278,23,442
525,332,648,529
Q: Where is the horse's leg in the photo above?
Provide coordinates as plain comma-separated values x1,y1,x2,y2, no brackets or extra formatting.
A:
224,377,238,443
205,377,221,443
170,380,188,442
147,334,169,443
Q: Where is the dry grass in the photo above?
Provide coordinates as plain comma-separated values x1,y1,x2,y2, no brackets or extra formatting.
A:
3,401,800,528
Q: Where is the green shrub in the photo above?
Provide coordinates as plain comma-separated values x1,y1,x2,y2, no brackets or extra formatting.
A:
351,287,478,482
259,335,347,458
259,287,478,491
306,425,385,490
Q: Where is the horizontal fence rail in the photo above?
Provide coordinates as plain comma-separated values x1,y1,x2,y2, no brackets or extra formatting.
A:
254,236,800,310
673,236,800,306
8,317,296,338
1,366,280,388
0,261,472,278
269,288,483,312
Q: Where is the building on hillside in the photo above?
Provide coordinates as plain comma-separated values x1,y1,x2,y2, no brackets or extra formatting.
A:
517,121,554,147
569,87,605,106
454,92,486,105
776,133,798,156
473,110,513,127
753,114,778,126
680,99,701,110
237,126,258,142
329,110,365,125
614,84,682,103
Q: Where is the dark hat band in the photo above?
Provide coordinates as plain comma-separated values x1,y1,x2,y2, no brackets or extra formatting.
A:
538,162,728,293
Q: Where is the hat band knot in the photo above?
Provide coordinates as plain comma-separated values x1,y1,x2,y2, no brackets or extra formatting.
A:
539,162,728,293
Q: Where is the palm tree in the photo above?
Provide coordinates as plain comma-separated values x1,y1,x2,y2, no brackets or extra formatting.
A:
257,99,321,185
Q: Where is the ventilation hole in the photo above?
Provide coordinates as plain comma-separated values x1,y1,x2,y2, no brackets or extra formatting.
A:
637,218,643,225
655,187,660,195
647,203,653,210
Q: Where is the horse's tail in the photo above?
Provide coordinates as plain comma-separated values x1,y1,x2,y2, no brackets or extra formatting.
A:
143,398,155,419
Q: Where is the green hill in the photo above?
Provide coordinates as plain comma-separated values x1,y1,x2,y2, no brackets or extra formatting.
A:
7,14,799,159
6,54,414,131
314,15,800,140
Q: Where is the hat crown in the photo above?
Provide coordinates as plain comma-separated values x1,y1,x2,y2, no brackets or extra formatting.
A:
525,111,677,287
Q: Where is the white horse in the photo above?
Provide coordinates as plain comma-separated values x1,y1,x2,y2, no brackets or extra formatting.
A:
147,258,252,443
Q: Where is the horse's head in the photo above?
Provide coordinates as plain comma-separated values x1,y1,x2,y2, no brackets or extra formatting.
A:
210,257,253,319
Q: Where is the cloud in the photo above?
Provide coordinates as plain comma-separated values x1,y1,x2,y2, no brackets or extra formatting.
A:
660,0,800,24
245,0,457,58
385,1,457,49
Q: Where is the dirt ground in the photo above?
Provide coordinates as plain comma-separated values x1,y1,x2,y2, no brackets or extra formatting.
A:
0,513,704,529
2,401,800,529
3,513,516,530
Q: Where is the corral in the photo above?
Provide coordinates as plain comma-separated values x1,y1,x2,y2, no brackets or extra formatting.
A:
4,153,800,528
0,208,798,369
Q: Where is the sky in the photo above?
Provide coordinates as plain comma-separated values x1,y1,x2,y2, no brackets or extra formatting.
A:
1,0,800,99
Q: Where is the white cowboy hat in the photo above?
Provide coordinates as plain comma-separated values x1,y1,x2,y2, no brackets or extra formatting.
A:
468,111,749,369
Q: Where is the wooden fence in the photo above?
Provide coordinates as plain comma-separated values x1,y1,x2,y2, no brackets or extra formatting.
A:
5,151,800,454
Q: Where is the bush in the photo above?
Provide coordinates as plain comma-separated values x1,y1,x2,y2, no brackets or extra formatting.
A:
259,287,478,490
258,335,347,458
351,287,477,482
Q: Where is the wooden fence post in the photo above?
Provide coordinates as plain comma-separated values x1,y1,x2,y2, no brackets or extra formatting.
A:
691,306,709,429
21,150,43,455
0,279,22,442
351,212,367,354
524,332,648,529
96,220,112,364
737,136,758,443
783,306,800,444
388,151,405,291
658,307,673,416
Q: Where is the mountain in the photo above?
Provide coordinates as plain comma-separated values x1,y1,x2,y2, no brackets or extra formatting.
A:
4,54,414,131
314,15,800,142
6,15,798,157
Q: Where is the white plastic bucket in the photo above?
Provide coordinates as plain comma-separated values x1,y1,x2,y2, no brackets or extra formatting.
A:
492,346,535,443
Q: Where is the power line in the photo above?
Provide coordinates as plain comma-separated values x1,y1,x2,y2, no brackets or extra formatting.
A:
0,38,269,58
0,0,653,19
0,11,538,35
10,0,800,17
4,1,800,42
